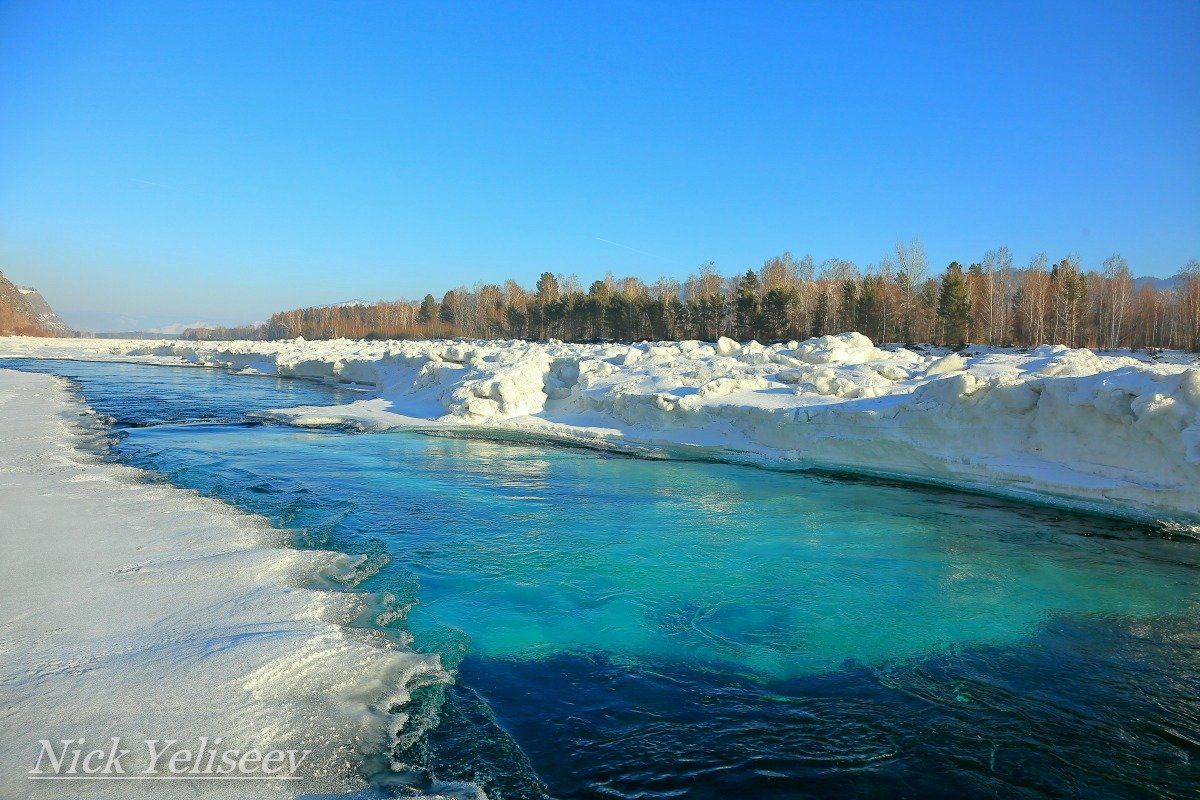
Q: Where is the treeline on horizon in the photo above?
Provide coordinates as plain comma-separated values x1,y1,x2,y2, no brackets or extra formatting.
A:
184,240,1200,352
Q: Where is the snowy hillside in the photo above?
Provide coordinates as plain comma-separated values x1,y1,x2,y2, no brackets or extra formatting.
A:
2,333,1197,522
15,285,70,334
0,273,69,335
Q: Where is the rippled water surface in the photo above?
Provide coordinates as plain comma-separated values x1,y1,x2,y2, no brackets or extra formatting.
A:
7,358,1199,799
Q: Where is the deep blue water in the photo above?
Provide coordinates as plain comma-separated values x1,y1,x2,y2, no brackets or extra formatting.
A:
6,358,1200,799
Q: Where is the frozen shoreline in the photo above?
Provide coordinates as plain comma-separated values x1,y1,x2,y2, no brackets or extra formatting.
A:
2,334,1198,522
0,369,464,798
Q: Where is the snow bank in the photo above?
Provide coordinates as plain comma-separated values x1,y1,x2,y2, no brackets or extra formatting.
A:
0,369,479,799
2,334,1198,522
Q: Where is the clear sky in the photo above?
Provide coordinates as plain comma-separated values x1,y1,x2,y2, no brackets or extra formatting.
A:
1,1,1197,330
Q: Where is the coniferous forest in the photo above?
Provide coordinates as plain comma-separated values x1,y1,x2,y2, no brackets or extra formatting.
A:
185,241,1200,352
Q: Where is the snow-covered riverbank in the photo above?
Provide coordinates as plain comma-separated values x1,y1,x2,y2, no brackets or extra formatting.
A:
0,369,458,798
2,335,1198,522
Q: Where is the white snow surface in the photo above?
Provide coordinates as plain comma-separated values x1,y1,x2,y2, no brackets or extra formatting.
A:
0,369,479,799
2,333,1199,522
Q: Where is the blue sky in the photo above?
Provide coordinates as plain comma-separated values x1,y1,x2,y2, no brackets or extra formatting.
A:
1,1,1197,330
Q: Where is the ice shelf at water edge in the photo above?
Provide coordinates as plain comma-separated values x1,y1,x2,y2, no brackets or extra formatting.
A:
2,333,1198,522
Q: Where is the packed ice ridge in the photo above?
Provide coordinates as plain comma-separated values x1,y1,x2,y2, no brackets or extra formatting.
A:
2,332,1198,521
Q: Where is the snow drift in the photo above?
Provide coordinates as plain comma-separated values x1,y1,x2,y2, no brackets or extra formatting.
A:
0,369,477,799
2,334,1198,522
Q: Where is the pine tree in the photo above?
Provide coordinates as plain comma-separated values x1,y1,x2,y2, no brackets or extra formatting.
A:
1051,257,1087,347
587,280,610,339
857,274,885,343
840,278,859,331
439,290,458,325
418,294,439,326
938,262,971,345
735,270,761,340
811,290,830,338
762,287,796,340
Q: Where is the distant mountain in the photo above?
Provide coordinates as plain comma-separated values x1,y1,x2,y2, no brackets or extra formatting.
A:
58,309,230,335
57,309,149,333
318,299,375,309
0,273,69,336
1132,275,1181,293
144,321,216,335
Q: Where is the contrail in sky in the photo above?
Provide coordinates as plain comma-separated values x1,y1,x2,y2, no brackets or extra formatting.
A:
594,237,664,261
